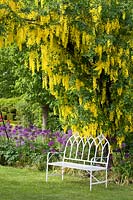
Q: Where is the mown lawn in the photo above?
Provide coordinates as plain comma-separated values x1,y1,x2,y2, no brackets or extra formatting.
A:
0,165,132,200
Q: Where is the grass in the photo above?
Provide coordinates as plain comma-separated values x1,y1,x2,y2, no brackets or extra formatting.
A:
0,165,132,200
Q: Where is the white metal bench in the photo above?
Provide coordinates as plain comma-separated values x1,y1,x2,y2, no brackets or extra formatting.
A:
46,133,110,191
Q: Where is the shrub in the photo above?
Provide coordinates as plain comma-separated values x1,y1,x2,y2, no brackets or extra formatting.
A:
110,138,133,185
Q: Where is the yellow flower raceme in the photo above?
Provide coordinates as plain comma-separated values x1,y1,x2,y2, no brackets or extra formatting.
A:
95,44,103,60
79,97,83,105
62,75,69,91
105,19,112,34
82,31,86,45
41,0,44,8
81,123,98,137
122,11,126,20
8,0,17,11
29,51,36,75
55,25,61,37
0,37,4,48
117,136,125,148
83,102,97,118
101,87,106,105
110,57,115,66
42,75,48,89
71,125,79,133
75,29,80,50
109,111,114,121
93,77,97,90
126,115,132,124
116,107,122,120
59,105,73,122
75,79,84,91
117,87,123,96
0,8,8,19
125,125,129,132
94,61,104,76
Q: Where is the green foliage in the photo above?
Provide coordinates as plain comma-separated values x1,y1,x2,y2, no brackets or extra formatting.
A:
0,46,19,98
0,97,20,123
0,141,19,166
46,114,62,131
111,151,132,185
110,133,133,185
0,97,20,111
0,138,47,169
0,44,59,128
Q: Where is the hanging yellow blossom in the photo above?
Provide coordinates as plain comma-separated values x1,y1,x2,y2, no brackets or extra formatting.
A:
95,44,103,60
109,111,114,121
105,19,111,34
29,51,35,75
117,136,125,148
117,87,123,96
93,77,97,90
79,97,83,105
0,37,3,48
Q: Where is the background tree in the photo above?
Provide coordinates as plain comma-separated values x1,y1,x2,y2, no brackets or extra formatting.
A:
14,63,56,129
0,47,19,98
0,0,133,147
0,45,58,129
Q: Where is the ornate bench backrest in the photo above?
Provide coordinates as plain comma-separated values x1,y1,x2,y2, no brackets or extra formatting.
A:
63,134,110,167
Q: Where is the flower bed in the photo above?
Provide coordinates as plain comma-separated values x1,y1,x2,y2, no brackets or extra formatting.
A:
0,123,132,185
0,123,72,169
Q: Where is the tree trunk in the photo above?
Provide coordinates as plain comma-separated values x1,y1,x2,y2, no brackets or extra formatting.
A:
41,105,49,129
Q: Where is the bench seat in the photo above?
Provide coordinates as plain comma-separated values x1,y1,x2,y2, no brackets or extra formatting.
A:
48,161,106,171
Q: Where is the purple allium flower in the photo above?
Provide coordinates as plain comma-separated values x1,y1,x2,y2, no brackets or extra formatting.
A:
115,148,121,152
12,129,17,134
30,136,36,141
67,129,72,136
121,142,126,148
0,126,6,131
0,131,5,137
125,152,130,158
18,125,23,129
41,130,47,136
50,148,56,153
55,131,60,137
48,140,54,146
57,137,63,144
20,141,25,146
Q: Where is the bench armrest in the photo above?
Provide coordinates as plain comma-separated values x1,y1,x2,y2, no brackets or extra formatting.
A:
90,157,107,165
47,151,64,162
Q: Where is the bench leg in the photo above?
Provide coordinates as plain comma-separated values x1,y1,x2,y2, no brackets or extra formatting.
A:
61,167,64,181
90,171,92,191
105,169,107,188
46,163,48,182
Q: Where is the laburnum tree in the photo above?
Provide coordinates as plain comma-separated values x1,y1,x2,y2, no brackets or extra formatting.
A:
0,0,133,146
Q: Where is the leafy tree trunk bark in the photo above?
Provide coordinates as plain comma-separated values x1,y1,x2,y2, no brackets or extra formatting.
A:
41,105,49,129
